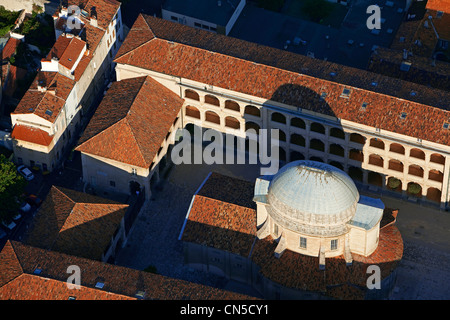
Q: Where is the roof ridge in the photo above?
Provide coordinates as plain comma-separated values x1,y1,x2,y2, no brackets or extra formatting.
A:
196,194,256,211
122,117,151,167
0,241,24,288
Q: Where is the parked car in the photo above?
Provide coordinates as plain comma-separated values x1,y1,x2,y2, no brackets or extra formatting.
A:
19,202,31,213
17,165,34,181
26,194,42,207
12,213,21,221
0,229,6,240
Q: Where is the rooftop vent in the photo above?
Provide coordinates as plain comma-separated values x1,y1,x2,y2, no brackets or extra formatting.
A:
45,110,53,116
400,61,411,72
33,268,42,275
443,122,449,129
340,88,351,98
361,102,368,110
400,112,407,119
95,281,105,289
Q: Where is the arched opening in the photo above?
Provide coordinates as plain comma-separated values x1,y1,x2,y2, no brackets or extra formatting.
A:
407,182,422,197
349,133,366,145
279,147,286,162
277,129,286,142
244,105,260,117
389,143,405,155
369,154,383,167
410,148,425,160
408,164,424,178
271,112,286,124
369,154,384,167
348,167,363,182
329,161,344,170
388,159,404,172
290,133,305,147
129,181,141,195
387,177,402,192
225,100,240,112
204,94,220,107
310,122,325,134
329,144,344,157
205,111,221,125
426,187,441,203
310,139,324,152
370,138,385,150
309,156,323,163
349,149,364,162
185,105,200,119
290,151,305,161
330,127,345,140
368,171,383,187
225,116,240,129
430,153,445,165
428,169,444,183
245,122,260,134
290,117,306,129
185,89,200,101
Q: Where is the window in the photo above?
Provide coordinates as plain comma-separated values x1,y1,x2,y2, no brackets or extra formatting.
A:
131,168,137,175
361,102,368,110
171,16,178,21
300,237,307,249
95,282,105,289
17,157,23,165
443,122,449,130
33,268,42,275
68,296,76,300
437,11,443,18
110,181,116,187
340,88,351,98
194,22,201,28
331,239,338,251
400,112,407,119
320,92,327,100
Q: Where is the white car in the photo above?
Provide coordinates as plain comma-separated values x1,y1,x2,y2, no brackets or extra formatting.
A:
1,220,16,230
17,165,34,181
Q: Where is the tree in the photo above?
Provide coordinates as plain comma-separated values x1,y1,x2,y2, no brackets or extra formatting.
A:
0,154,27,222
302,0,333,22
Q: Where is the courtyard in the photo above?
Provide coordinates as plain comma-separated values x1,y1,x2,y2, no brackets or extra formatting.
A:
115,156,450,299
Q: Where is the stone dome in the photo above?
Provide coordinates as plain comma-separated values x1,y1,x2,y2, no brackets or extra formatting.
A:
267,160,360,237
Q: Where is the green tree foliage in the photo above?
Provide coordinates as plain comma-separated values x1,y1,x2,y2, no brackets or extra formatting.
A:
0,154,27,222
0,6,20,37
257,0,285,12
388,177,401,190
407,183,421,195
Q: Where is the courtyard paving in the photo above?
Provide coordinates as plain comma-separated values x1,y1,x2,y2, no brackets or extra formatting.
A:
115,161,450,299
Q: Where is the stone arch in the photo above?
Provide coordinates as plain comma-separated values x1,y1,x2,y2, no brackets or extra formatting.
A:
349,133,366,145
430,153,445,165
370,138,385,150
408,164,424,178
185,105,200,119
369,154,383,167
310,138,325,152
271,112,286,124
329,161,344,170
426,187,441,203
185,89,200,101
225,100,240,112
368,171,383,187
225,116,240,129
205,111,221,125
244,105,260,117
310,122,325,134
290,133,305,147
204,94,220,107
329,143,344,157
349,149,364,162
277,129,286,142
330,127,345,140
389,143,405,155
388,159,404,172
428,169,444,183
407,182,422,197
410,148,425,160
290,117,306,129
309,156,323,162
387,177,402,192
245,121,260,134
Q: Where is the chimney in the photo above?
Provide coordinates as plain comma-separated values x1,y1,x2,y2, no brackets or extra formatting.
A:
90,6,97,27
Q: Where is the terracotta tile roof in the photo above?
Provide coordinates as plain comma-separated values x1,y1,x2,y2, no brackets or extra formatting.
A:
429,9,450,40
81,0,121,31
12,72,75,123
45,35,72,61
76,76,184,168
0,241,252,300
11,125,54,146
59,37,86,70
1,37,20,60
181,173,403,300
115,15,450,146
426,0,450,13
1,64,27,97
23,186,129,261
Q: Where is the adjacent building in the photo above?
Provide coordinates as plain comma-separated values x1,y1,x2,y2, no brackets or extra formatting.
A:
111,14,450,209
161,0,245,35
180,165,403,299
10,0,124,172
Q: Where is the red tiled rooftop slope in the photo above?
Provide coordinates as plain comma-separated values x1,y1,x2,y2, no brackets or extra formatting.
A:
115,15,450,146
426,0,450,12
11,125,54,146
76,76,184,168
0,241,253,300
23,185,129,261
1,37,20,61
